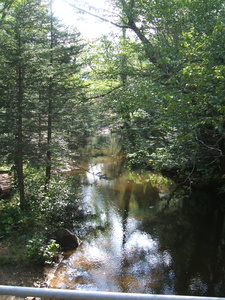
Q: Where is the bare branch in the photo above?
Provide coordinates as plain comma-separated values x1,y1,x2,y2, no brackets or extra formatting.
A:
68,0,168,73
67,1,129,29
164,151,197,210
196,137,222,156
85,85,123,101
119,0,169,73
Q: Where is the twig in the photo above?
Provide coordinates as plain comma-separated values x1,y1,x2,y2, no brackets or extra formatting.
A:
164,153,197,209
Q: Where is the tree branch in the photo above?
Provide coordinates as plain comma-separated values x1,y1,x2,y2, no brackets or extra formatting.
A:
68,0,169,73
67,1,129,29
0,0,15,22
84,84,123,101
119,0,169,73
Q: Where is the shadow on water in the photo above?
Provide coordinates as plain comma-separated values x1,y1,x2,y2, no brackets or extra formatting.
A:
48,134,225,296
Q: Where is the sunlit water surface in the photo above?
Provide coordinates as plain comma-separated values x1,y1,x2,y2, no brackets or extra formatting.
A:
49,140,225,296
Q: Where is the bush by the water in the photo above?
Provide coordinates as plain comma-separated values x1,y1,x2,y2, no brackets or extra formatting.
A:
0,167,84,265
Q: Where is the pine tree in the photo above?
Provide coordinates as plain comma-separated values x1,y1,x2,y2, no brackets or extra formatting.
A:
0,0,86,207
0,0,51,208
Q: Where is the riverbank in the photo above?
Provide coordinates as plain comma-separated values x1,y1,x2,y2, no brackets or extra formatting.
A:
0,263,44,287
0,187,68,299
0,267,44,300
0,240,47,299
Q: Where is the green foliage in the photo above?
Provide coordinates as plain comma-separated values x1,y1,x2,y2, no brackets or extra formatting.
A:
86,133,122,156
127,171,173,190
127,150,150,168
0,167,83,265
94,0,225,189
23,167,83,231
0,0,88,207
0,202,22,236
26,237,59,265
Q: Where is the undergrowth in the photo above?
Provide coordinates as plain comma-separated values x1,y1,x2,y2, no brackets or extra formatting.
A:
0,167,84,265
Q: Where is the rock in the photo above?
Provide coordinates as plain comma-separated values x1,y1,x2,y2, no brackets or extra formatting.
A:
54,228,81,251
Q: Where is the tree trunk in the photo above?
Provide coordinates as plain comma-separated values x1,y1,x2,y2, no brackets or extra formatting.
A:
45,84,52,185
120,0,169,74
15,59,26,210
120,27,128,85
219,133,225,174
45,1,54,186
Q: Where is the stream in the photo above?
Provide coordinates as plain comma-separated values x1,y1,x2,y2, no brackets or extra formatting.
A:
48,134,225,296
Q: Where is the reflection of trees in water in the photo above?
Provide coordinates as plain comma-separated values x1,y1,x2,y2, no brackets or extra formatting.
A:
121,180,160,246
121,182,132,246
142,192,225,296
179,199,225,297
79,148,225,295
97,154,126,179
118,181,164,293
95,167,225,295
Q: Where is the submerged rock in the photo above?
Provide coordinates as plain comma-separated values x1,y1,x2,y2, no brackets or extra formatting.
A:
54,228,81,251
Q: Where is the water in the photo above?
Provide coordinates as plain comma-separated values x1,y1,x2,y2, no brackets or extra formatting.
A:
48,136,225,296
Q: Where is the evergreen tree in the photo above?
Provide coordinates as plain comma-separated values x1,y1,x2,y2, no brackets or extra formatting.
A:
0,0,86,207
0,0,50,208
42,2,85,185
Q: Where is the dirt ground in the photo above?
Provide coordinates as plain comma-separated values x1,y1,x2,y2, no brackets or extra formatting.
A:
0,236,62,300
0,264,45,300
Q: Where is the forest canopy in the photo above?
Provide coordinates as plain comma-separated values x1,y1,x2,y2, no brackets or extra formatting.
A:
0,0,225,209
82,0,225,190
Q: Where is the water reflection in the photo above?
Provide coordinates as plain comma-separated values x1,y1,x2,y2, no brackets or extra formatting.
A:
49,153,172,292
49,148,225,296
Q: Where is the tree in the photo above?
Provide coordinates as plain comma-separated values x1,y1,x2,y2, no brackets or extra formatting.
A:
86,0,225,187
0,0,86,207
42,6,85,185
0,0,16,22
0,0,51,208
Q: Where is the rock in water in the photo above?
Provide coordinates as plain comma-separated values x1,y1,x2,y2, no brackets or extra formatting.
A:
54,228,81,251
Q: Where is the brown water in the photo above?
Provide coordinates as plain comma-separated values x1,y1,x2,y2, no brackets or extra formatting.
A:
48,138,225,296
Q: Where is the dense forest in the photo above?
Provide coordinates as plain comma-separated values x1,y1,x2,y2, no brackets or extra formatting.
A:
0,0,225,264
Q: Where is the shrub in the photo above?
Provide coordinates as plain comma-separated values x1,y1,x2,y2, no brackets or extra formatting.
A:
25,237,60,265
